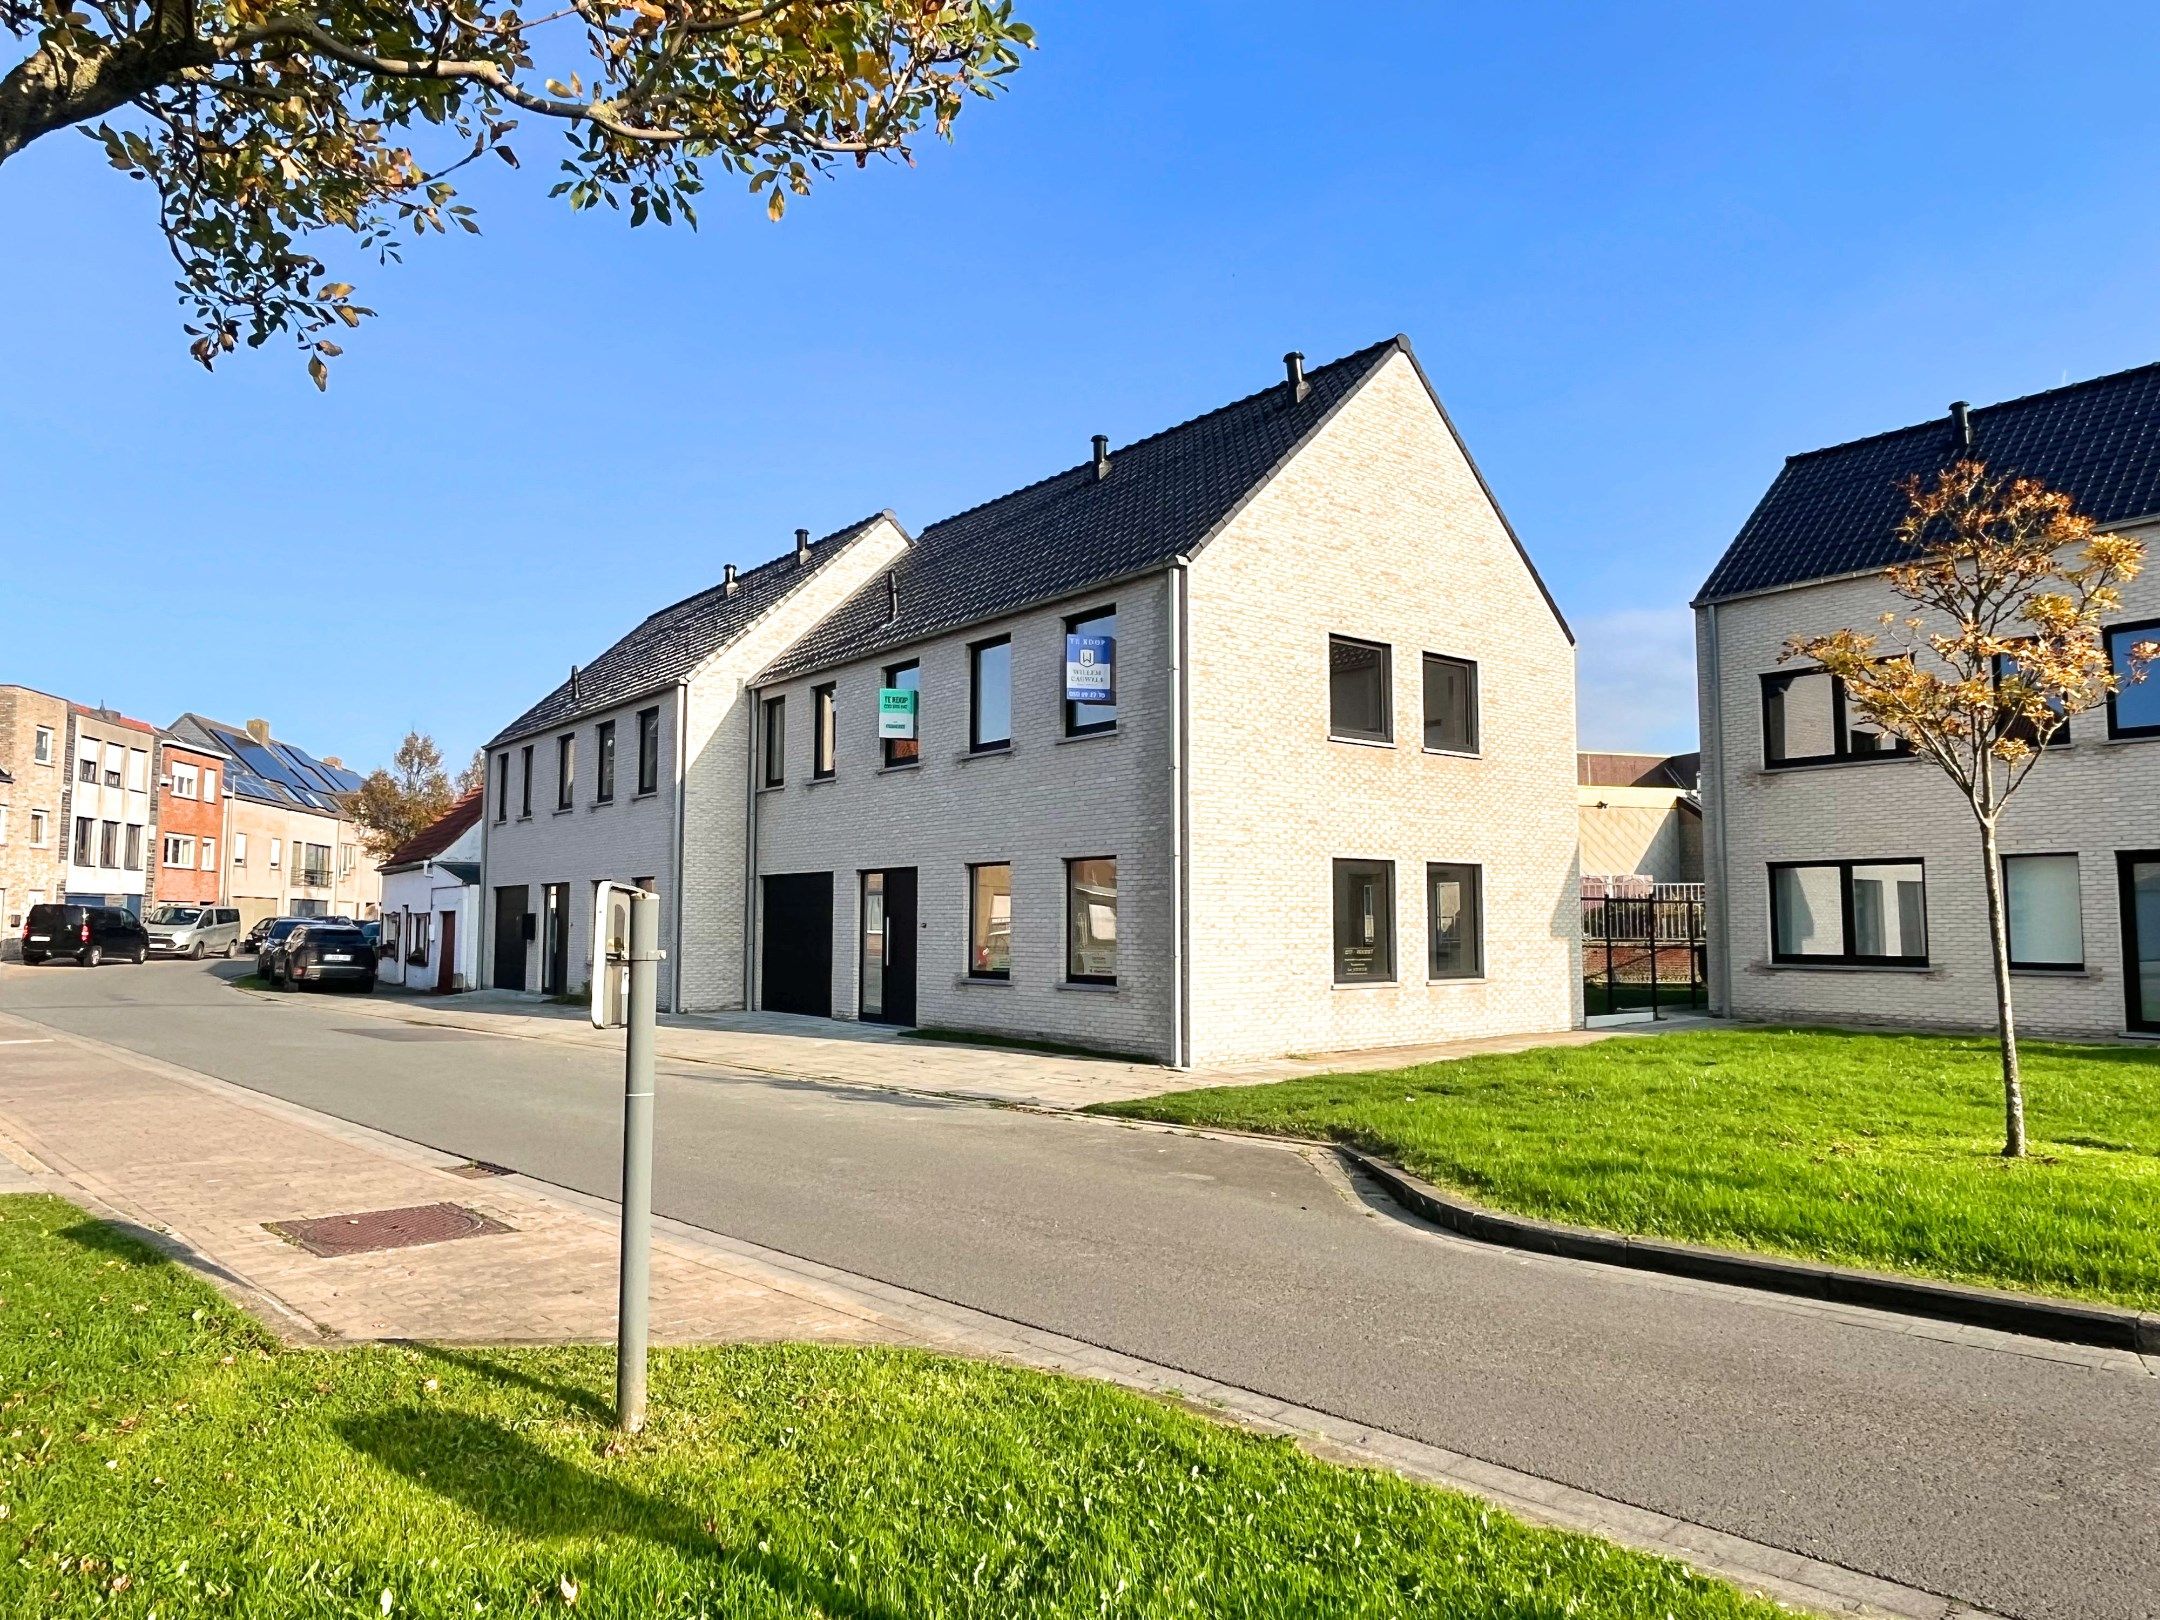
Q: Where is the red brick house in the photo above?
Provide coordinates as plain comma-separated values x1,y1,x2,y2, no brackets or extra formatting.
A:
153,736,228,906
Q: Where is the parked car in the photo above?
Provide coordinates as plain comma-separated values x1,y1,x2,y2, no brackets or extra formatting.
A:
254,917,312,977
20,903,150,967
268,923,377,992
145,904,243,959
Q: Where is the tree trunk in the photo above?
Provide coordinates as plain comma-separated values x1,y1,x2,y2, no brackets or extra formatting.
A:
0,32,206,167
1978,817,2026,1157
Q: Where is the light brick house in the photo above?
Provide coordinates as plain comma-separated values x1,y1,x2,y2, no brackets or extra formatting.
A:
746,338,1581,1063
61,706,160,914
0,684,70,950
1695,365,2160,1039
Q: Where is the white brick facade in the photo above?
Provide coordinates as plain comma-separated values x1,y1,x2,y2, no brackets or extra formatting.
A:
1697,527,2160,1038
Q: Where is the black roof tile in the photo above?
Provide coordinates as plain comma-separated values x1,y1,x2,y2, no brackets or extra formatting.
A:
1698,362,2160,603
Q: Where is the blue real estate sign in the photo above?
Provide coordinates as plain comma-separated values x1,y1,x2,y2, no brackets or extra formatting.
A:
1064,634,1115,704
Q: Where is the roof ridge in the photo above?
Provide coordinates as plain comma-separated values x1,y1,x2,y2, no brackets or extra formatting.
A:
915,337,1405,538
1786,358,2160,464
638,510,894,624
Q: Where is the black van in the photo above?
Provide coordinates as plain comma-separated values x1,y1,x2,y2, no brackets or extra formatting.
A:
20,903,150,967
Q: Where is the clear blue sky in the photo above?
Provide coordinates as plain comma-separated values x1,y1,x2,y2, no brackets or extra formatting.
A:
8,1,2160,770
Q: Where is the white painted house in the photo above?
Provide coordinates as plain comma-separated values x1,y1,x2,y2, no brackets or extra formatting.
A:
378,788,483,992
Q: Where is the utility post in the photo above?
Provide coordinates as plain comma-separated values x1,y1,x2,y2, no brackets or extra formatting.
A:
594,882,661,1433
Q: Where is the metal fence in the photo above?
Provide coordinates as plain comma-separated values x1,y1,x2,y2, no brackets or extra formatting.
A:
1582,879,1706,1017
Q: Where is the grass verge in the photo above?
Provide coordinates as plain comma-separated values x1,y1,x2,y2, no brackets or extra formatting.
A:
0,1195,1770,1618
1094,1027,2160,1310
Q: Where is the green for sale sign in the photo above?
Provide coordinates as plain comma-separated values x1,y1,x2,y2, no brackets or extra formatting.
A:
877,688,917,739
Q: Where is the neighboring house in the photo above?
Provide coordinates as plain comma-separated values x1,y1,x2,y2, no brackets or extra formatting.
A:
1578,751,1702,885
153,737,229,907
167,715,381,927
1695,365,2160,1039
0,684,69,952
61,706,159,914
378,788,483,992
746,337,1580,1064
481,514,912,1006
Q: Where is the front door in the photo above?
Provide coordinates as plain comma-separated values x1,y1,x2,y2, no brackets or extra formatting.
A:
435,910,457,994
493,885,528,990
2121,852,2160,1034
541,883,568,997
761,872,833,1017
859,868,916,1025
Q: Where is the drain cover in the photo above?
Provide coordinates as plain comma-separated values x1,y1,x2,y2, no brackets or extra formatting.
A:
336,1027,487,1042
266,1201,512,1257
446,1160,513,1180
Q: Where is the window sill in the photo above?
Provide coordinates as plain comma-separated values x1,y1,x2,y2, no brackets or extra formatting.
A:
1333,978,1399,990
1757,754,1916,776
1057,980,1119,994
878,761,922,776
1056,727,1118,746
1329,734,1396,750
590,799,615,811
1421,746,1481,760
552,806,574,817
956,974,1012,988
2011,963,2095,978
756,783,785,795
959,744,1013,762
631,789,659,802
1757,959,1935,974
2100,731,2160,745
1427,974,1488,986
516,815,533,824
806,775,837,790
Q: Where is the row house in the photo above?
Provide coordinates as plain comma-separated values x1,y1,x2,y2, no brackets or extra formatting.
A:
483,337,1582,1063
154,737,229,907
61,706,159,914
0,684,69,946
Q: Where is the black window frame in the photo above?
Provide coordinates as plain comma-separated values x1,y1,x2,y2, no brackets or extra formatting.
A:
1767,858,1930,967
812,684,837,780
1063,855,1117,986
636,706,660,796
1328,635,1394,745
2105,617,2160,740
2118,850,2160,1034
760,694,786,788
1331,857,1397,984
555,732,575,811
1062,606,1118,738
595,719,616,803
1425,861,1484,980
519,744,534,818
1760,667,1912,767
882,660,921,768
1420,653,1479,755
967,860,1012,980
969,634,1014,753
1990,646,2071,750
2002,851,2085,972
494,752,508,822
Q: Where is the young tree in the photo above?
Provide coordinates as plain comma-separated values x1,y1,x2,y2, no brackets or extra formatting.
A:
1,2,1030,380
1789,460,2157,1157
341,729,454,857
455,747,486,798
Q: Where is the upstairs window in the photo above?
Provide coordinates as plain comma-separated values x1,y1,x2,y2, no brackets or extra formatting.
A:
519,746,533,818
73,816,93,864
33,726,52,765
556,733,575,810
637,706,661,795
1422,654,1478,754
1329,637,1392,743
1761,669,1908,766
971,636,1013,752
494,752,509,822
1992,648,2070,749
77,756,96,784
761,695,786,788
1770,860,1928,966
2106,618,2160,739
596,719,616,803
233,832,248,866
170,761,199,799
813,684,837,780
1332,858,1395,983
203,767,218,803
883,661,921,768
1064,607,1118,736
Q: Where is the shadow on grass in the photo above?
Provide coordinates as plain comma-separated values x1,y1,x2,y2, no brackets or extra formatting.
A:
56,1216,267,1292
413,1343,612,1423
337,1407,899,1620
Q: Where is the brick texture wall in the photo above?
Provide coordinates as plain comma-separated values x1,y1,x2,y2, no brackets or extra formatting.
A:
1697,534,2160,1038
153,744,227,906
0,686,69,946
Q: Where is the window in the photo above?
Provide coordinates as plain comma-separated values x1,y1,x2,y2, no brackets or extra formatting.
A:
164,834,195,869
883,661,921,767
556,733,575,810
1427,863,1483,979
74,816,93,864
340,843,355,874
170,761,199,799
0,806,7,843
233,832,248,866
29,810,47,847
383,912,402,956
637,706,661,795
520,745,534,817
1066,858,1117,984
761,695,786,788
595,719,616,802
1333,859,1395,982
494,752,509,822
127,748,148,791
1329,636,1392,743
33,727,52,765
77,756,96,784
968,862,1012,978
1064,607,1118,737
100,821,118,868
270,837,282,869
1770,860,1928,965
411,911,433,962
2106,618,2160,739
2004,854,2083,970
1991,649,2071,749
202,837,218,871
1761,668,1909,766
812,684,836,780
203,767,217,803
970,636,1013,752
1421,654,1478,754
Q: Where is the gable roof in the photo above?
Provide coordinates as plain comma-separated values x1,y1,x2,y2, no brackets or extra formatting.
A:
166,714,363,814
758,335,1568,684
381,787,483,870
1697,361,2160,604
488,513,895,747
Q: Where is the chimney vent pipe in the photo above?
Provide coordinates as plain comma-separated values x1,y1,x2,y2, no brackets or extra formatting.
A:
724,563,739,596
1091,434,1111,481
1950,400,1973,448
795,527,812,565
1285,350,1310,403
884,569,900,625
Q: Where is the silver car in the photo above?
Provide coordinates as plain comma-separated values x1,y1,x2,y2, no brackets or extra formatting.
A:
145,904,243,959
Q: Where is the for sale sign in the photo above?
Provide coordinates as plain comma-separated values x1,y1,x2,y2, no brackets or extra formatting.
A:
877,688,917,739
1064,634,1115,704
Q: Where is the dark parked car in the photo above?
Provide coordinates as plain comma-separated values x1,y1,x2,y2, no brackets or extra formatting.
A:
253,917,311,976
268,923,377,992
20,903,150,967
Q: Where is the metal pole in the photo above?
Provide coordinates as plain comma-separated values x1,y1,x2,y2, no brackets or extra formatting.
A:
1648,895,1662,1020
1603,894,1616,1014
617,890,658,1432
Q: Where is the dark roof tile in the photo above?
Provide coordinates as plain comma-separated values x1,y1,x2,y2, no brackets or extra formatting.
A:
380,788,483,869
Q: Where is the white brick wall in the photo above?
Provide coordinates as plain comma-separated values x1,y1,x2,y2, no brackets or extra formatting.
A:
1698,529,2160,1038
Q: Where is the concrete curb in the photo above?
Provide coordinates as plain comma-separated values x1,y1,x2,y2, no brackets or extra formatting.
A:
1345,1150,2160,1356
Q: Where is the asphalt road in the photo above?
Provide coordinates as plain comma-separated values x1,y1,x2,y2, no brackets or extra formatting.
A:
3,959,2156,1620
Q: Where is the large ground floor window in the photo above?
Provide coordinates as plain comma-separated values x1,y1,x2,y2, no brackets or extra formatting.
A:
969,862,1011,979
2003,853,2083,970
1065,858,1117,984
1426,863,1482,979
1333,859,1395,983
1769,860,1928,966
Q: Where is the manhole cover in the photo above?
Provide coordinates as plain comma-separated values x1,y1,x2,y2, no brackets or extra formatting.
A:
336,1027,488,1042
265,1202,512,1257
446,1160,513,1180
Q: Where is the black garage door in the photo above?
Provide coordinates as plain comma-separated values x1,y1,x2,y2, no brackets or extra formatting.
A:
761,871,833,1017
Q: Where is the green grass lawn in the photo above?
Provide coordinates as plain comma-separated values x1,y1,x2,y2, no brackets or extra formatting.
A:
1095,1027,2160,1310
0,1196,1771,1619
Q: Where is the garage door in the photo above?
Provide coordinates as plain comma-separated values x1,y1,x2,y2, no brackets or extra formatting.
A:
761,871,833,1017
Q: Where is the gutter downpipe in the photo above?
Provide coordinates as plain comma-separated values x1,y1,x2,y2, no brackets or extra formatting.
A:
671,681,690,1014
1702,601,1733,1016
741,680,759,1013
1169,559,1192,1068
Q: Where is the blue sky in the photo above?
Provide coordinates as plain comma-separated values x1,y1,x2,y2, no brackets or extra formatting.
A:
8,1,2160,770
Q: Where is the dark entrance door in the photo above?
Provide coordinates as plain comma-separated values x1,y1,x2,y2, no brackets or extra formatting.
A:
492,885,528,990
2121,852,2160,1034
859,868,917,1025
435,911,457,994
761,871,833,1017
541,882,569,997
